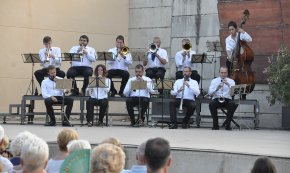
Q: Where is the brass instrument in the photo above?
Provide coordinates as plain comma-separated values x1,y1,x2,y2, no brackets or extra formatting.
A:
120,46,130,57
182,42,192,52
149,43,158,54
218,78,225,103
46,48,51,62
178,76,188,113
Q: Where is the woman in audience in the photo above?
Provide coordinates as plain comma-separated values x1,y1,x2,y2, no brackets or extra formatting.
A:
101,137,124,151
91,143,125,173
251,157,277,173
45,129,79,173
67,139,91,154
0,125,13,172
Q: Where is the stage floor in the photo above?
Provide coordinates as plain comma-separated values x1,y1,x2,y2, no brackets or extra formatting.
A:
2,124,290,158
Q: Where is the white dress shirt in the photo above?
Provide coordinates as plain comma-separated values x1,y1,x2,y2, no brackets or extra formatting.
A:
89,78,111,99
208,77,235,100
175,50,197,71
69,46,96,67
146,48,168,68
107,47,132,71
41,77,63,99
123,76,154,98
171,78,200,100
226,32,252,59
39,47,62,68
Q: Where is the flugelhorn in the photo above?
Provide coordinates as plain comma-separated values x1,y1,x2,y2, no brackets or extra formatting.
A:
148,43,158,54
182,42,192,52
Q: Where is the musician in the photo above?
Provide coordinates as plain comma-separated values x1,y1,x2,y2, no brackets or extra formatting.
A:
67,35,96,96
208,66,236,130
41,65,73,126
123,64,154,126
175,39,200,83
169,66,200,129
107,35,132,97
143,37,168,80
34,36,65,86
86,64,111,127
226,21,252,75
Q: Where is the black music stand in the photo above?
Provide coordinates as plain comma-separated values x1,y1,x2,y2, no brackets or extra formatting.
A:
206,40,222,78
62,53,81,67
55,78,74,127
131,51,147,64
191,54,212,94
152,79,174,128
96,52,114,66
131,80,147,127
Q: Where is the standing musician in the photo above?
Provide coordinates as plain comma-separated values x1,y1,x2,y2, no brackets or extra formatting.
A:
41,65,73,126
123,64,154,127
208,66,236,130
86,64,111,127
107,35,132,97
226,21,252,76
67,35,97,96
143,37,168,80
169,66,200,129
175,39,201,83
34,36,65,86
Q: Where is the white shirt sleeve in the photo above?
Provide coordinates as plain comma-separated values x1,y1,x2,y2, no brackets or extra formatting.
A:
84,47,97,62
240,32,252,42
123,78,131,97
175,52,183,67
41,80,52,98
124,53,132,65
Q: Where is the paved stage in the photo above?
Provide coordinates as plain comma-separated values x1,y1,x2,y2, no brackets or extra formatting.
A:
2,124,290,158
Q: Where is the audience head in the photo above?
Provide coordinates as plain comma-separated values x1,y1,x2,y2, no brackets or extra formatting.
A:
0,135,9,152
136,142,146,165
145,137,171,173
10,131,36,157
91,143,125,173
67,139,91,154
21,136,49,172
101,137,124,151
251,157,277,173
57,128,79,152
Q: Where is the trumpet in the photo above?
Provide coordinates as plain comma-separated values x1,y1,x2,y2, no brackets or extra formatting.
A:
45,48,51,62
119,46,130,57
79,44,85,55
178,75,189,114
148,43,158,54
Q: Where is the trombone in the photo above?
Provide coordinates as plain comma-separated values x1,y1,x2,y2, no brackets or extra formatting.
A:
117,46,130,58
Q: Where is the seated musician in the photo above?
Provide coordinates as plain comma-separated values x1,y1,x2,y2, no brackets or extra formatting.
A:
169,66,200,129
34,36,65,87
208,66,236,130
86,64,111,127
67,35,97,96
123,64,154,127
143,37,168,80
41,65,73,126
175,39,200,83
107,35,132,97
226,21,252,76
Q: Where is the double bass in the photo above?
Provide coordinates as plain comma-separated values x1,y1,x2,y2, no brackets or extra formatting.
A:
230,10,255,98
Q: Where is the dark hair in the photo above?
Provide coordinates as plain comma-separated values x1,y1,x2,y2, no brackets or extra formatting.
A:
94,64,107,77
43,36,52,44
220,66,228,72
228,21,237,29
183,66,192,71
145,137,170,172
135,64,144,71
47,65,56,72
80,35,89,42
116,35,125,43
251,157,277,173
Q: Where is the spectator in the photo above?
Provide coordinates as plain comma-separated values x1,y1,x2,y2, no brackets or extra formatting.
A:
0,125,13,172
67,139,91,154
20,136,49,173
144,137,172,173
91,143,125,173
251,157,277,173
101,137,124,151
122,142,147,173
45,129,79,173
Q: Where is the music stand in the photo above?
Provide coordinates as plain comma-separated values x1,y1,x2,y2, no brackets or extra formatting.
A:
206,41,222,78
96,52,114,66
86,77,108,127
55,78,74,127
131,80,147,127
62,53,81,67
153,79,174,128
191,54,212,94
131,51,147,64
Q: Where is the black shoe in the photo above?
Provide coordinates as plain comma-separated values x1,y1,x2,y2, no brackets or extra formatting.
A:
27,121,34,124
169,123,178,129
225,126,232,130
87,122,92,127
130,122,135,127
119,93,125,97
182,123,189,129
110,91,117,97
45,121,56,126
62,121,72,127
212,126,219,130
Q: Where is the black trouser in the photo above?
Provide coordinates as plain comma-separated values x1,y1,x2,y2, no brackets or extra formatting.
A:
176,70,200,84
145,67,166,80
170,98,196,124
34,68,65,86
126,97,149,124
67,66,93,94
44,96,73,123
107,69,129,95
86,98,108,123
209,98,237,128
